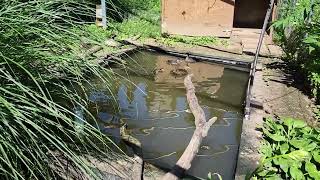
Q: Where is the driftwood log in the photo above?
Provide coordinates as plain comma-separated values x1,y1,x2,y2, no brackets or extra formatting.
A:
162,74,217,180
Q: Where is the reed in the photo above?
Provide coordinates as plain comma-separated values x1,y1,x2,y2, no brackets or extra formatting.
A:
0,0,127,179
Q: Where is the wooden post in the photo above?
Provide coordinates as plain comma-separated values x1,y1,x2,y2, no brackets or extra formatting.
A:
101,0,107,28
162,74,217,180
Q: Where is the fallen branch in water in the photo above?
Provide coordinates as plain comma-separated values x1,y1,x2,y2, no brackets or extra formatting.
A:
162,74,217,180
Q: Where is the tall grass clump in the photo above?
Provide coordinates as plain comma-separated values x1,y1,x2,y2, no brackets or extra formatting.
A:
0,0,127,179
273,0,320,105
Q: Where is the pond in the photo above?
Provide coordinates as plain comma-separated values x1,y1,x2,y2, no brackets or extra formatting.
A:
86,51,249,179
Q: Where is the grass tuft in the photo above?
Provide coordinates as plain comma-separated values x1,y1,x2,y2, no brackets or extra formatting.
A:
0,0,128,179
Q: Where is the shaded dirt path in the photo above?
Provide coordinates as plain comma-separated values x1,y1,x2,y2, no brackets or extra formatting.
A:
261,58,316,124
236,57,317,179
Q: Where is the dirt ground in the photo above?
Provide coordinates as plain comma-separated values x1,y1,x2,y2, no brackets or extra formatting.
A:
236,56,317,179
261,58,317,124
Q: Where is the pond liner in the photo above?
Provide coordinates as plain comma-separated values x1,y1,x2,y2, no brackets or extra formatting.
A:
105,44,251,73
121,39,252,68
143,46,251,68
148,49,251,73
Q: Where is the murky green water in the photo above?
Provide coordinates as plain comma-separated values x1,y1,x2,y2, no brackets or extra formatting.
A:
86,51,249,179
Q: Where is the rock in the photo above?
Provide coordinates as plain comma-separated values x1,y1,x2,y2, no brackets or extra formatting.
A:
170,68,188,76
256,63,263,71
264,104,273,114
167,59,182,65
185,55,196,63
143,163,166,180
200,145,210,150
153,68,165,75
268,45,284,58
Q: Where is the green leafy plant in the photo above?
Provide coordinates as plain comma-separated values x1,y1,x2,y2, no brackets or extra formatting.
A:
113,17,161,39
273,0,320,103
249,117,320,179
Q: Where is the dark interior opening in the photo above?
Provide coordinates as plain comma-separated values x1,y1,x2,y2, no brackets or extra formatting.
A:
233,0,269,28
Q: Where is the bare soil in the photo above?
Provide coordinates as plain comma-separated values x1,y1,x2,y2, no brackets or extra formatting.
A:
236,57,317,179
261,58,317,125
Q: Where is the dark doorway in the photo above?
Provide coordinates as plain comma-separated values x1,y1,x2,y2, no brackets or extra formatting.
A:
233,0,269,28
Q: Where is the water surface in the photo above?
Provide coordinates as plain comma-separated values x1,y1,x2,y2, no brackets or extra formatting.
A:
87,51,249,179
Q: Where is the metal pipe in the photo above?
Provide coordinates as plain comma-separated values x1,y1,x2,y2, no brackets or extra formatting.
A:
245,0,276,116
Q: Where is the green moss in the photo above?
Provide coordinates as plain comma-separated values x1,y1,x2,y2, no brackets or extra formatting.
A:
156,35,226,47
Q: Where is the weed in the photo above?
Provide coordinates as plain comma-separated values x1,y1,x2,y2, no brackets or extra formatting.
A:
113,17,161,39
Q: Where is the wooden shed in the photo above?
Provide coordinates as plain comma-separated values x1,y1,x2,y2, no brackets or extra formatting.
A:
161,0,275,38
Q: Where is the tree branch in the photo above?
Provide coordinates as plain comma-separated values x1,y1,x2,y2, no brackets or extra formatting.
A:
162,74,217,180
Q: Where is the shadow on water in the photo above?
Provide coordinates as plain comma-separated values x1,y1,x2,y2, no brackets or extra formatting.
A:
85,51,249,179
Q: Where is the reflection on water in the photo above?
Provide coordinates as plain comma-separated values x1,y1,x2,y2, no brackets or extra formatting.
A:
86,51,248,179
